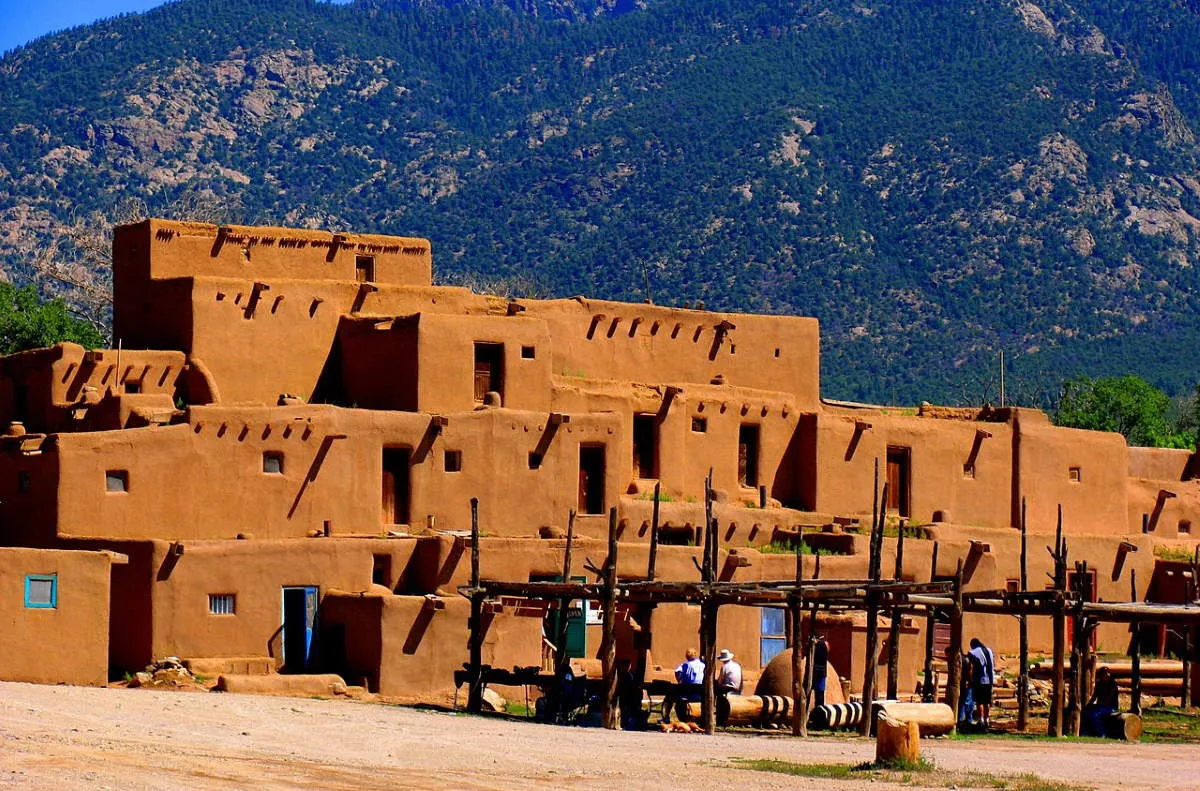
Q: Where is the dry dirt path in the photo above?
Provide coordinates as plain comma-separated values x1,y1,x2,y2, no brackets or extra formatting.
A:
0,682,1197,790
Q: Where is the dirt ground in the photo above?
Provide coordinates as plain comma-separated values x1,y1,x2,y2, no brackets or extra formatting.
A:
1,682,1198,791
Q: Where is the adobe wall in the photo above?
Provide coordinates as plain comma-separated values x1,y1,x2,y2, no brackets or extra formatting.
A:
1017,419,1131,534
0,547,112,685
808,411,1014,527
521,299,821,409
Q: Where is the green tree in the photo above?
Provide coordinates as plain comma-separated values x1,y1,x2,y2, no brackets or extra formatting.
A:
1053,375,1195,449
0,283,105,355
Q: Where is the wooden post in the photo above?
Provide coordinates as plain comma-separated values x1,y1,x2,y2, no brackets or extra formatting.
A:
1049,512,1067,737
1130,568,1142,716
886,519,906,701
632,485,661,726
466,497,485,714
791,544,806,736
552,508,577,723
601,507,620,730
947,558,964,734
1182,575,1194,708
922,542,939,702
1017,497,1030,731
700,471,718,734
859,479,887,736
1066,560,1086,737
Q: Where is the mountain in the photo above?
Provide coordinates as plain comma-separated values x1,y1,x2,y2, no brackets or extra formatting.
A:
2,0,1200,406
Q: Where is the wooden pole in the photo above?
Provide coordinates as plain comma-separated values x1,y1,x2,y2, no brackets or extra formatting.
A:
700,471,718,734
947,558,964,734
1183,574,1194,708
922,541,939,702
601,507,620,730
1130,568,1142,716
632,485,661,725
1066,560,1085,736
467,497,484,713
859,480,887,736
552,508,577,723
1049,511,1067,737
791,544,807,736
1017,497,1030,731
886,519,906,701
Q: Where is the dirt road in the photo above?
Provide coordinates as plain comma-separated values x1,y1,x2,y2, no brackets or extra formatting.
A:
0,682,1196,790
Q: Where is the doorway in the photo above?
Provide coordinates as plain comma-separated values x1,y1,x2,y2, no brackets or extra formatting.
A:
579,445,606,515
632,414,658,479
886,446,912,517
281,586,319,673
473,342,504,404
739,424,760,488
382,447,411,525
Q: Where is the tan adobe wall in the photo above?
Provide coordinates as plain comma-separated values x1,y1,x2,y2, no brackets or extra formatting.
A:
1017,420,1130,534
808,412,1014,527
114,219,431,290
47,405,623,542
1128,446,1195,481
1126,476,1200,537
520,299,821,408
0,344,184,434
0,547,112,685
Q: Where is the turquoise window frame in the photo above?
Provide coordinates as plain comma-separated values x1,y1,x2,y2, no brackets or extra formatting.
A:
24,573,57,609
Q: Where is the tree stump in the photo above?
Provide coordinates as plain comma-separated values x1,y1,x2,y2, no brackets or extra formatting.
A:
873,702,956,736
1104,712,1142,742
876,713,921,765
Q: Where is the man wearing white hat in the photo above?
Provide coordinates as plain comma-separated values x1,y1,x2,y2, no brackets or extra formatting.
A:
715,648,743,726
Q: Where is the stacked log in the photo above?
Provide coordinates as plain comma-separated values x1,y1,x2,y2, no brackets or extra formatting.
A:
871,702,956,736
810,702,865,730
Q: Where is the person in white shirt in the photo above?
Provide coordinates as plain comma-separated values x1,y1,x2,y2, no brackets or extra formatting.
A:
715,648,743,726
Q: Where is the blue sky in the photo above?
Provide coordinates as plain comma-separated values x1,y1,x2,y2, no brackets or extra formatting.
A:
0,0,350,55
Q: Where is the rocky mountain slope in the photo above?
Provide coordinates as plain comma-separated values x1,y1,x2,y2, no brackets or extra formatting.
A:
2,0,1199,404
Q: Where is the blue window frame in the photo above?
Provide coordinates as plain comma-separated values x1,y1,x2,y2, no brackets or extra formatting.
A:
24,574,57,609
760,607,787,666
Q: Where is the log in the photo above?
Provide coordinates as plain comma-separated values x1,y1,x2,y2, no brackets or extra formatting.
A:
686,694,792,725
873,702,956,737
876,713,921,765
1104,712,1142,742
1031,660,1182,678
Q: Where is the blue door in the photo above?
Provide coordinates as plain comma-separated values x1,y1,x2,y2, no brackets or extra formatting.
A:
282,586,319,672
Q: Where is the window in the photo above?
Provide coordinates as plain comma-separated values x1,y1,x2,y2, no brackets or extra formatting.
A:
105,470,128,493
473,342,504,404
578,445,606,515
208,594,236,615
1069,466,1082,483
1181,520,1192,535
691,417,707,433
632,414,658,479
24,574,57,609
444,450,463,472
263,451,284,474
355,254,375,283
372,554,392,587
760,607,787,666
521,345,536,359
1005,578,1021,593
738,424,760,488
124,380,142,394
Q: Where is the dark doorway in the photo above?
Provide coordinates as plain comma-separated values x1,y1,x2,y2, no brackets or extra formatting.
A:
739,424,760,488
886,446,911,517
632,414,658,479
281,586,318,673
382,447,411,525
355,254,375,283
474,342,504,404
579,445,606,515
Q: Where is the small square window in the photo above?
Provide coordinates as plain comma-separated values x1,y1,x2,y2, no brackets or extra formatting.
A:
24,574,57,609
963,463,976,479
529,451,543,470
521,345,536,359
691,417,707,433
124,380,142,394
106,470,128,493
1005,578,1020,593
263,451,284,475
1181,520,1192,535
17,471,30,493
444,450,463,472
208,593,236,615
1069,466,1082,483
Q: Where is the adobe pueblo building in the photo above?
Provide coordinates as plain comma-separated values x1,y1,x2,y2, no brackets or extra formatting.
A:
0,218,1197,701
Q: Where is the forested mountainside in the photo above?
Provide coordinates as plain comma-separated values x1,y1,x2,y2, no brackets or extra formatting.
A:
2,0,1200,405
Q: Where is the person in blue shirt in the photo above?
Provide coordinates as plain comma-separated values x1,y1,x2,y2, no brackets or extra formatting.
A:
968,638,995,729
661,648,705,723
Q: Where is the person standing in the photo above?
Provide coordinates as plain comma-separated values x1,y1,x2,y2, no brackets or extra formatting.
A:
969,638,995,729
715,648,743,726
811,634,829,708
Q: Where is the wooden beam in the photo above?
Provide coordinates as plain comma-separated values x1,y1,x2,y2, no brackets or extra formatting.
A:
922,541,939,703
601,507,620,730
791,544,806,737
466,497,484,714
1018,496,1030,731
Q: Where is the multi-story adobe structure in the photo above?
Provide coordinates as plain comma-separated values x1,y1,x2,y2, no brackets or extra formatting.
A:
0,218,1197,700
